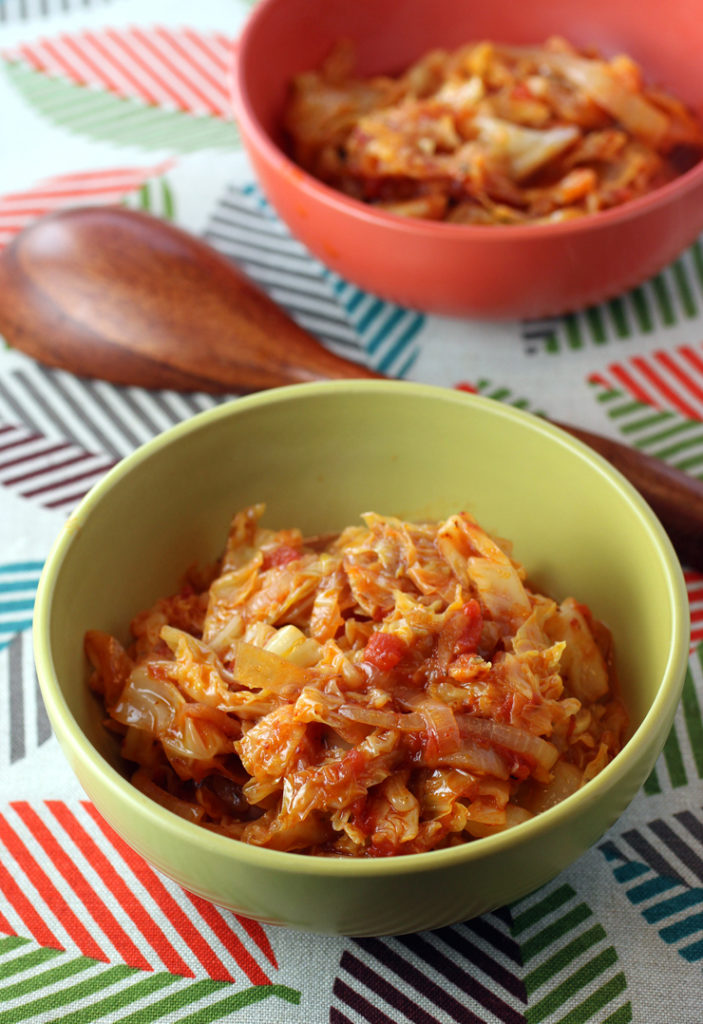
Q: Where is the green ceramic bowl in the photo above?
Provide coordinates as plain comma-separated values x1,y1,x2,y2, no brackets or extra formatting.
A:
34,381,689,936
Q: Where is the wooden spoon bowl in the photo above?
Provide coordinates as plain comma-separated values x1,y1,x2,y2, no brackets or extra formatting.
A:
0,205,380,393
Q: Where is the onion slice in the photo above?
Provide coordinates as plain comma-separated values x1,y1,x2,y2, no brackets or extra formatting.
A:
458,714,559,771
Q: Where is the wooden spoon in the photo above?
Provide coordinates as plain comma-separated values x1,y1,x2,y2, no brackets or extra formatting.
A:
0,205,380,392
0,205,701,569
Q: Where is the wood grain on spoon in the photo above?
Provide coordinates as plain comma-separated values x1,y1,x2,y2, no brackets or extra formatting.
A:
0,205,700,569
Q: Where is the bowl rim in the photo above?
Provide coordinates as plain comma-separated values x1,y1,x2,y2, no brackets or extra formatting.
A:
231,0,703,243
34,381,691,878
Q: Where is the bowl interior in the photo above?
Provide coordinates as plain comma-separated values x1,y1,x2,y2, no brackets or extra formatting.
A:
241,0,703,152
41,383,686,772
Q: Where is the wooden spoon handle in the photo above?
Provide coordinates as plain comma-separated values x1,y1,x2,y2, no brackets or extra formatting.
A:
560,421,703,569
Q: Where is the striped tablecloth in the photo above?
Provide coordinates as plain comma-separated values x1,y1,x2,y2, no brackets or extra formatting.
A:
1,2,702,1021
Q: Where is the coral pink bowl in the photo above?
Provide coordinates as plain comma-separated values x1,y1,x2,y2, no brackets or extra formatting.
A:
232,0,703,318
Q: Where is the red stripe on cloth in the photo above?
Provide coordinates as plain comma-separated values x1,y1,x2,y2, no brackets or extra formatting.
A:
0,906,14,935
0,811,106,960
606,363,659,406
0,160,174,246
41,162,173,183
91,29,162,105
10,40,60,75
12,802,152,972
0,858,60,948
34,35,89,84
685,572,703,602
630,355,702,420
2,186,129,206
0,216,37,232
117,27,187,110
685,570,703,651
130,26,220,115
690,622,703,652
22,459,114,498
153,26,229,114
59,31,125,93
75,30,139,96
654,350,703,418
233,913,278,969
0,188,60,205
47,801,194,977
3,450,91,485
166,26,230,84
182,27,231,74
184,891,272,986
0,439,57,468
679,345,703,377
83,803,237,983
0,426,36,441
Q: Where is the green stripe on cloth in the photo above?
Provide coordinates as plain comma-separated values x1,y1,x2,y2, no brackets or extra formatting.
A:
54,972,183,1024
3,60,239,153
0,947,63,981
520,904,593,961
525,947,619,1023
524,924,606,995
512,884,576,935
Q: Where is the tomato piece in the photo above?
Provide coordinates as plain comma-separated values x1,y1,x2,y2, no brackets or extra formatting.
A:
352,797,376,836
509,757,532,782
510,82,534,101
454,599,483,655
262,544,302,570
363,632,406,672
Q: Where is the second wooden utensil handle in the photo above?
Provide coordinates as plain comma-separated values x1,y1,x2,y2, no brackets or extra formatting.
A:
560,421,703,570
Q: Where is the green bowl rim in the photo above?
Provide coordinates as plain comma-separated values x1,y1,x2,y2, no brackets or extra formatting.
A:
33,380,691,878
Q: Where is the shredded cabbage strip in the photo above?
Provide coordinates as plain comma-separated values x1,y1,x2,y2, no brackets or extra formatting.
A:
282,36,703,224
85,506,628,857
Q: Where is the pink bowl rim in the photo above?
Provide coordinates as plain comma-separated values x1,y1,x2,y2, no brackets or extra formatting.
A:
232,0,703,244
